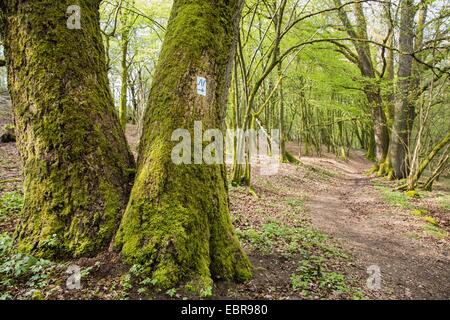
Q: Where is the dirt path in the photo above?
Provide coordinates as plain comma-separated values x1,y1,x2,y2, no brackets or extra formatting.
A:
302,152,450,299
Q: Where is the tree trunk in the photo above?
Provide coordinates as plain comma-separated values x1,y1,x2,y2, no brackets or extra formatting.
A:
1,0,135,258
119,29,129,128
423,154,448,191
119,4,133,128
367,90,389,162
114,0,252,292
404,132,450,190
390,0,414,179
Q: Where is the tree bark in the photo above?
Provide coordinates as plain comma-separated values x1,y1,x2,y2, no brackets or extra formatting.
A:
119,4,133,129
404,132,450,190
1,0,135,258
367,89,389,162
119,29,129,128
114,0,252,292
390,0,414,179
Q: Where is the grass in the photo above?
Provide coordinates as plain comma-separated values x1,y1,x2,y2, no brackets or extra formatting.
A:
375,186,412,209
436,195,450,211
409,209,447,239
236,221,341,257
410,209,427,216
304,164,336,181
421,215,438,226
423,224,448,240
285,197,305,209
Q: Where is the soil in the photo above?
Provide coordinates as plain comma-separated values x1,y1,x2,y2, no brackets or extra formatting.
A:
300,151,450,299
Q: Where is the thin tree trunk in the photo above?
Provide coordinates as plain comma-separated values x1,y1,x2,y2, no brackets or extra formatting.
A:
119,29,129,128
1,0,135,258
119,5,132,128
114,0,252,292
400,131,450,190
423,154,448,191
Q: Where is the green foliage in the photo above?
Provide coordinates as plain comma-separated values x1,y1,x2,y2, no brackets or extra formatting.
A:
166,288,177,297
237,220,362,298
405,190,420,199
423,224,448,240
305,164,336,181
375,186,412,208
421,216,438,226
290,252,349,297
436,195,450,211
236,227,273,254
0,233,56,299
119,273,133,299
410,209,427,216
0,191,23,221
286,197,305,208
237,222,345,258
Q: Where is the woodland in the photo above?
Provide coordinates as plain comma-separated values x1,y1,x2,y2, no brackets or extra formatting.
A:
0,0,448,300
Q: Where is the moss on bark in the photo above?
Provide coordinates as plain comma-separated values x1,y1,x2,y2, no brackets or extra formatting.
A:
114,0,252,292
2,0,135,258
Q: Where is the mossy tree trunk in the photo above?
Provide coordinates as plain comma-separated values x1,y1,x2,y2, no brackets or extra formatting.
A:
390,0,414,179
114,0,252,292
1,0,135,258
403,131,450,191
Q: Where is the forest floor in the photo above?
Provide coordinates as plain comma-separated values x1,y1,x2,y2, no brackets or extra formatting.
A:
0,96,449,299
297,149,450,299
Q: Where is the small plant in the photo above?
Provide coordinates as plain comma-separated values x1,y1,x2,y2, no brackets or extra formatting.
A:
351,290,367,300
129,263,145,276
0,233,13,256
236,228,273,254
166,288,177,297
137,287,147,295
120,273,133,292
0,233,56,298
80,266,94,279
40,234,60,250
140,277,158,287
286,197,305,208
0,191,23,221
291,253,349,297
200,285,212,298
